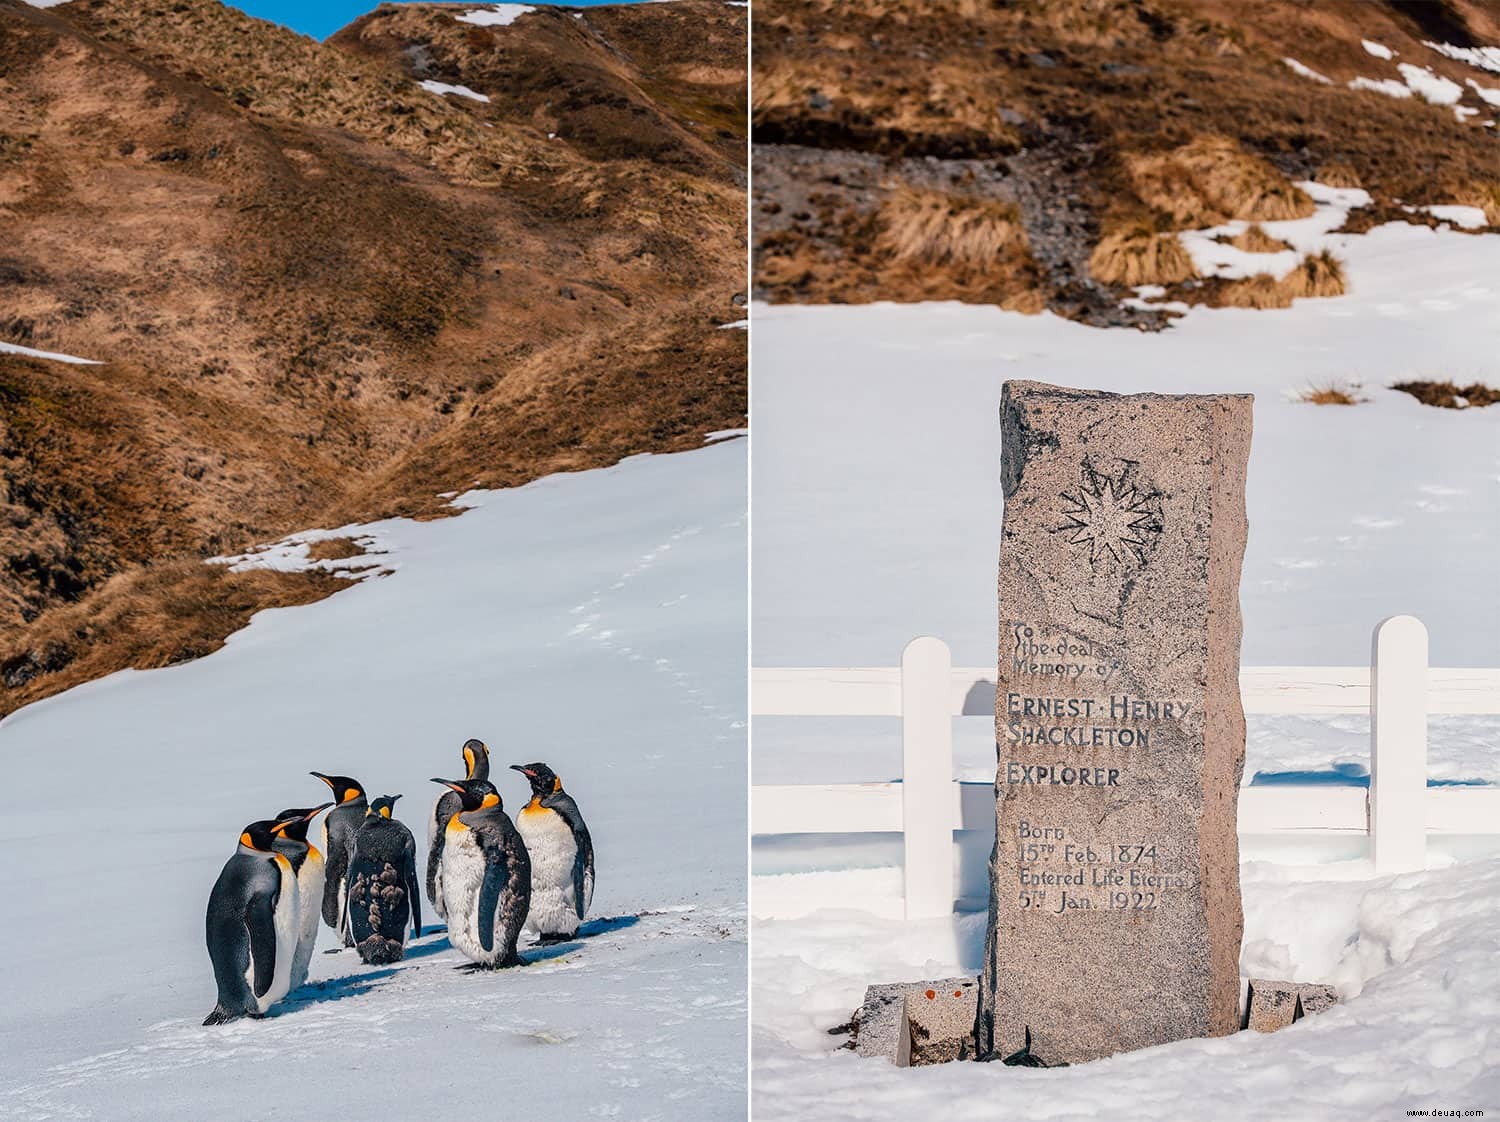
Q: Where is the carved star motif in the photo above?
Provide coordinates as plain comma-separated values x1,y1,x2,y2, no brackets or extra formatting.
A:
1060,469,1162,566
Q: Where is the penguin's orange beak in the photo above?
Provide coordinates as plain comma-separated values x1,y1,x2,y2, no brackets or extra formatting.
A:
301,802,334,821
431,777,466,794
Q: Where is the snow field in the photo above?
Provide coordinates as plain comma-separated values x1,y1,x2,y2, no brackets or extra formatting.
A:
751,168,1500,1120
0,440,747,1120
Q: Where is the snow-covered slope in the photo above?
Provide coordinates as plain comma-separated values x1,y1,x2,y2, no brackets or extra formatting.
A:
0,441,746,1120
752,218,1500,786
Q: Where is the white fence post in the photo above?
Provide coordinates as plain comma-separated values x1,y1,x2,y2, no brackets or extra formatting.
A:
901,637,953,918
1370,615,1428,874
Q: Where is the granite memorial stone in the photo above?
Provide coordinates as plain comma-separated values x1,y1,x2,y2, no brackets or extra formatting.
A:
975,381,1253,1066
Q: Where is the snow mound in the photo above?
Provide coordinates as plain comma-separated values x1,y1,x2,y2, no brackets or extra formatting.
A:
1466,78,1500,107
1348,75,1413,99
1425,41,1500,75
1398,63,1464,105
1175,181,1369,282
417,80,490,103
1361,39,1394,60
1421,205,1489,230
456,4,536,27
1283,58,1331,84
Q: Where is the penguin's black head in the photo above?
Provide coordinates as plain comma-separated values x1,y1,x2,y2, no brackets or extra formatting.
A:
431,777,501,813
367,794,402,819
461,738,490,781
310,772,366,805
272,803,333,842
510,762,561,800
238,819,288,853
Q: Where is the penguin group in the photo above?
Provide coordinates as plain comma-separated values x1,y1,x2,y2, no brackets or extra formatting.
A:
203,738,593,1025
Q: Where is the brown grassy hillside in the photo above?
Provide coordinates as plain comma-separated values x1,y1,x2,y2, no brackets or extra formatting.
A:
752,0,1500,322
0,0,746,714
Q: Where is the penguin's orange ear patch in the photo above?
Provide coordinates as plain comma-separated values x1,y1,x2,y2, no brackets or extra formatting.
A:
552,776,562,793
463,747,475,776
379,805,392,818
239,832,254,849
343,788,360,804
480,792,501,809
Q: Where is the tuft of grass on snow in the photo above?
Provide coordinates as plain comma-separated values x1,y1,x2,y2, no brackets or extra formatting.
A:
876,189,1026,269
1282,250,1347,299
1391,380,1500,409
1447,181,1500,227
1224,224,1291,253
1088,222,1197,286
1298,380,1365,406
304,537,368,563
1125,136,1315,227
1210,251,1346,309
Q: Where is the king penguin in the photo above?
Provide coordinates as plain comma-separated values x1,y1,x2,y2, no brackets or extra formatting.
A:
271,803,333,992
310,771,367,946
427,738,489,920
345,795,423,965
429,777,531,968
510,762,594,942
203,816,303,1025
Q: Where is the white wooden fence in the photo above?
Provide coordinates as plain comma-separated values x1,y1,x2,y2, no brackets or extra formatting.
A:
751,616,1500,919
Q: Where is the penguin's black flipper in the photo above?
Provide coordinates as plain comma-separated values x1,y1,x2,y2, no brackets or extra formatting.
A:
323,839,349,930
404,838,423,938
425,830,444,912
547,792,594,920
247,892,277,999
477,853,509,955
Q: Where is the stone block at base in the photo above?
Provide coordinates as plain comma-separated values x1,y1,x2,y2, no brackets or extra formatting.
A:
1244,979,1340,1032
854,978,974,1062
898,982,979,1066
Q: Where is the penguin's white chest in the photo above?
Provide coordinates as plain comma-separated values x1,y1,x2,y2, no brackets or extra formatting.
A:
515,806,580,935
439,825,493,962
291,849,325,989
249,857,301,1012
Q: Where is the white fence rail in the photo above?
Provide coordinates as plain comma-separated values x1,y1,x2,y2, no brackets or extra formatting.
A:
751,616,1500,918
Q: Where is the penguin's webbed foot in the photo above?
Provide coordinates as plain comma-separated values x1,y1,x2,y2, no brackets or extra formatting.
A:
203,1005,243,1027
534,932,573,946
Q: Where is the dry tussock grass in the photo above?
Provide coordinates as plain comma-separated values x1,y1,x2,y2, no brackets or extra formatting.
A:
1315,162,1362,189
305,538,366,562
1448,182,1500,227
1211,250,1345,308
877,189,1025,268
1391,381,1500,409
812,0,991,21
1282,250,1346,299
1126,136,1314,227
0,561,344,717
1225,224,1290,253
1088,223,1197,286
1298,381,1364,405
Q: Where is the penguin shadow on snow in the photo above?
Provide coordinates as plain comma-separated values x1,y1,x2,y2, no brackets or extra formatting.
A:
401,933,457,962
453,939,581,972
570,914,639,940
275,967,401,1013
